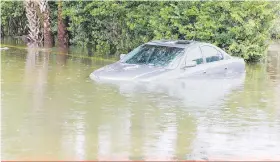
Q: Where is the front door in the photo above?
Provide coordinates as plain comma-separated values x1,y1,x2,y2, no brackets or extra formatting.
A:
179,46,208,79
199,45,226,77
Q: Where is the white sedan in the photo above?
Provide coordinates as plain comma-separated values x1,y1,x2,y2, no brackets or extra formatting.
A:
90,40,245,82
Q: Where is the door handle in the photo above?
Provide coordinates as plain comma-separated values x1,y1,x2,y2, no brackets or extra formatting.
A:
225,67,228,70
203,71,206,74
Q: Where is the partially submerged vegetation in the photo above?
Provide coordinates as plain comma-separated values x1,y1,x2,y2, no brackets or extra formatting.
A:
1,1,279,62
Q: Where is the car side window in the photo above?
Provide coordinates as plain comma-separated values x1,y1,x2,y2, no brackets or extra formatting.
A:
200,46,223,63
223,53,231,60
184,47,204,65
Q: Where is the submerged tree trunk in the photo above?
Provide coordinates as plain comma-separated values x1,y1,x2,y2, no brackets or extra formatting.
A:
87,41,96,57
57,1,68,49
109,43,117,55
38,0,53,47
24,0,42,44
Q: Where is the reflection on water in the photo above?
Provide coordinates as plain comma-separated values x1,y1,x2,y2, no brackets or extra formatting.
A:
1,43,280,160
113,74,245,109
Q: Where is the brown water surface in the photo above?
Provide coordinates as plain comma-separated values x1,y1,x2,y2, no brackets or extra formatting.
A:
1,41,280,160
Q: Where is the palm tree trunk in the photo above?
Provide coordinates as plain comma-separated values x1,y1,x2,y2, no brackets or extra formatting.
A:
24,0,42,44
38,0,53,47
57,1,68,49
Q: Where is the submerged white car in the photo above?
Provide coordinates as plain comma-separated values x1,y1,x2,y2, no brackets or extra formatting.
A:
90,40,245,82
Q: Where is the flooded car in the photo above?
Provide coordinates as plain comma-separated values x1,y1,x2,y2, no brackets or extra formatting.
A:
90,40,245,82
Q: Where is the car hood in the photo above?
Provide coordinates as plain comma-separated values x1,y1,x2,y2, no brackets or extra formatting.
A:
91,62,168,81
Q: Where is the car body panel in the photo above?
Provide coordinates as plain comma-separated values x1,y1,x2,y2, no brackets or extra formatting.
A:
91,62,169,81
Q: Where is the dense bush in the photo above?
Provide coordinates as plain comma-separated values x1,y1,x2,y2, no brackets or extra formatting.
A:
1,1,279,62
0,1,27,37
270,18,280,40
63,1,280,61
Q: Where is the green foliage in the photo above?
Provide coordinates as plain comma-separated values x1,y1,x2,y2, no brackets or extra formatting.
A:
270,2,280,41
1,1,279,62
49,1,58,37
139,1,278,62
63,1,146,56
1,1,27,36
63,1,279,61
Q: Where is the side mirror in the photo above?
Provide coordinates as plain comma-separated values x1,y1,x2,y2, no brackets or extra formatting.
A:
120,54,126,60
182,61,197,69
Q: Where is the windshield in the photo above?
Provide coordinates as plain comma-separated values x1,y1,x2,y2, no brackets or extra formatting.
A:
124,44,185,66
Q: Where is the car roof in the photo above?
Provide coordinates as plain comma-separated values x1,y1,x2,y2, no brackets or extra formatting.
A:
146,40,199,48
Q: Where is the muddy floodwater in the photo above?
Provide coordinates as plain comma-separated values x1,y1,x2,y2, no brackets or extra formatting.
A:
1,41,280,160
